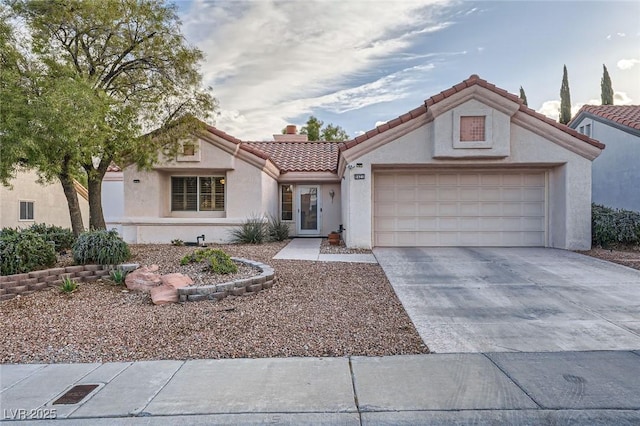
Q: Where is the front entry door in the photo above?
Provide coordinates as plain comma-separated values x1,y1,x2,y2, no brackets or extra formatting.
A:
297,185,321,235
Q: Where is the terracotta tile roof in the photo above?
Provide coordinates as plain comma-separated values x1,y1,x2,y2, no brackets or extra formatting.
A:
243,141,343,173
205,125,242,144
340,74,605,152
106,162,122,172
570,105,640,131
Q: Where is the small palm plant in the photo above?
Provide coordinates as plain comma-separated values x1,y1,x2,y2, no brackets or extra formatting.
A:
109,269,127,285
59,276,78,294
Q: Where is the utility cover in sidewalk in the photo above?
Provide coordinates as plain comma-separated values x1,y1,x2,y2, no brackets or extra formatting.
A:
53,384,99,405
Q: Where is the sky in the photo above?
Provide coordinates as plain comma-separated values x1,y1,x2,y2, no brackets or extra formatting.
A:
176,0,640,141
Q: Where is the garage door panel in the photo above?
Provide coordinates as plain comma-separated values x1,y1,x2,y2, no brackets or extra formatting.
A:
481,175,503,185
417,174,437,185
460,188,480,201
438,203,459,215
524,173,545,185
480,188,501,201
459,203,480,216
417,188,437,201
438,174,459,185
374,201,396,213
396,218,417,231
397,188,416,201
374,171,546,247
418,203,437,215
459,174,481,185
396,203,416,216
524,187,544,201
375,173,397,185
395,174,416,185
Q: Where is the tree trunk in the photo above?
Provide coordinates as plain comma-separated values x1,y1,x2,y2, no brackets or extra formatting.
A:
59,168,85,237
85,157,111,230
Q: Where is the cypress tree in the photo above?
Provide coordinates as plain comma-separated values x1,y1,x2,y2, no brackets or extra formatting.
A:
559,65,571,124
519,86,528,106
601,64,614,105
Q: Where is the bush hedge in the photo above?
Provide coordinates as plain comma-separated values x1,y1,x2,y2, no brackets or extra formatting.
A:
27,223,75,252
592,204,640,247
0,229,57,275
72,229,130,265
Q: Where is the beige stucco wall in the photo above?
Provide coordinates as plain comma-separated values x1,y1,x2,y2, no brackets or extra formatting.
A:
120,136,281,243
341,102,596,250
0,170,89,230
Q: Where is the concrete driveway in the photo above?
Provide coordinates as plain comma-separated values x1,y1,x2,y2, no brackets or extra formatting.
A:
374,247,640,353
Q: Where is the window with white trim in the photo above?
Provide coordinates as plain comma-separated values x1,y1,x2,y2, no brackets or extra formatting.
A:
19,201,34,220
281,185,293,221
171,176,225,211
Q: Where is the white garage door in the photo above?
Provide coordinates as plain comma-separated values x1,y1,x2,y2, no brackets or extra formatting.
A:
374,171,546,247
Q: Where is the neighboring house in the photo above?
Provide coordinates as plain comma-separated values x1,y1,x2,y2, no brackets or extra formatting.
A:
0,169,89,230
103,162,125,234
118,75,603,249
569,105,640,212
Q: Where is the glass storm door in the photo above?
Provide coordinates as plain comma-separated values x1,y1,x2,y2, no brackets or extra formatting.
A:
297,185,321,235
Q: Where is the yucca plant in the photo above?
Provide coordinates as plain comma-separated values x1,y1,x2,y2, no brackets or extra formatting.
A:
229,215,266,244
267,214,289,242
109,269,127,285
59,276,78,294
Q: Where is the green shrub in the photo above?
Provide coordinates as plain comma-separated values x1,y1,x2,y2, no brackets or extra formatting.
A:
171,238,184,246
229,216,266,244
267,214,289,242
59,276,78,294
109,269,127,285
207,249,238,274
72,229,130,265
28,223,75,252
0,229,57,275
592,204,640,247
180,248,238,274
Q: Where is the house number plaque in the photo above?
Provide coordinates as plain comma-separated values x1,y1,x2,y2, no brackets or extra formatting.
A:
354,174,365,180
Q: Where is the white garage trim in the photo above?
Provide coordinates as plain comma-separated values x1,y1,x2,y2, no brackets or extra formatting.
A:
373,169,548,247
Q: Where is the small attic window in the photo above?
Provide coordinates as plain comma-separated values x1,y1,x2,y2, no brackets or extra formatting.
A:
182,143,195,156
177,140,201,162
459,116,485,141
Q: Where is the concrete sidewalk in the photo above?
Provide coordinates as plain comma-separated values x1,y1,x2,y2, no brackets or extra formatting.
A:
2,351,640,424
273,238,377,263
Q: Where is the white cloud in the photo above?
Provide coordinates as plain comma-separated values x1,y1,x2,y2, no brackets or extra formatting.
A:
354,130,365,136
537,99,601,121
617,32,626,37
179,0,453,139
614,91,634,105
375,121,387,127
537,100,561,121
617,58,640,70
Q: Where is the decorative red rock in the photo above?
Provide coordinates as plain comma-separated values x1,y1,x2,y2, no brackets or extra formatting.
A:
125,265,162,292
150,284,178,305
160,273,193,289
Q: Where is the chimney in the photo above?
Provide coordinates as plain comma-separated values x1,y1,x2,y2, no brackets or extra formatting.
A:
274,124,308,142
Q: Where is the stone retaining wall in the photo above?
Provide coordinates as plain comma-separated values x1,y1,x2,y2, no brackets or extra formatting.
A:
0,265,110,301
178,258,276,302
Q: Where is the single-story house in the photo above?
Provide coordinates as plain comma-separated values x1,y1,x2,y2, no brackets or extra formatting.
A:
0,169,89,230
569,105,640,212
118,75,604,249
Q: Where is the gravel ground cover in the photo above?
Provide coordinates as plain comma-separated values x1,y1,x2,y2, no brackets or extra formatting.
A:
0,241,428,363
577,246,640,271
319,238,373,254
